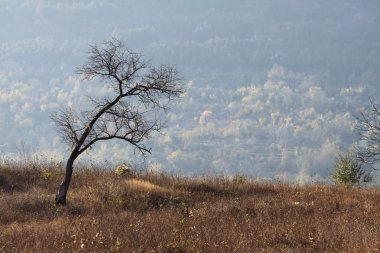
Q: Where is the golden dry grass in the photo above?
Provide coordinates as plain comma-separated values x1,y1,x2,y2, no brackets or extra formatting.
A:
125,179,172,193
1,163,380,252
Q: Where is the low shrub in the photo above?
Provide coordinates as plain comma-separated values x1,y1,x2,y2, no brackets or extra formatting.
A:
331,151,372,186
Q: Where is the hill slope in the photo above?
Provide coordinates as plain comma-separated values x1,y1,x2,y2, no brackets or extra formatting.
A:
1,164,380,252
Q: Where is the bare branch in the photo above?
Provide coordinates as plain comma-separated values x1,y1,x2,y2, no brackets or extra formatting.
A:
51,108,81,148
54,37,184,158
355,98,380,165
78,100,160,155
77,38,148,96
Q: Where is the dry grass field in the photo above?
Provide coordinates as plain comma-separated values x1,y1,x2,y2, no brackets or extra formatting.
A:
1,161,380,252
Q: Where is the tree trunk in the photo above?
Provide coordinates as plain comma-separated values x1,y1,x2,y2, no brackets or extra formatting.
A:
55,155,76,205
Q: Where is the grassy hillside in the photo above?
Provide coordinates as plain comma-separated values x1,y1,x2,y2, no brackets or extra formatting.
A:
1,162,380,252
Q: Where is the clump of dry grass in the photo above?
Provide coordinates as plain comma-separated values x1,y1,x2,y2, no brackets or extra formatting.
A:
1,162,380,252
126,179,171,193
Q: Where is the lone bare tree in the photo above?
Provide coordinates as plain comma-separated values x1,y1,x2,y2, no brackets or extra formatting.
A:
356,98,380,165
52,38,184,205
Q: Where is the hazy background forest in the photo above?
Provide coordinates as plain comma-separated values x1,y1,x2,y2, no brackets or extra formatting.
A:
1,0,380,182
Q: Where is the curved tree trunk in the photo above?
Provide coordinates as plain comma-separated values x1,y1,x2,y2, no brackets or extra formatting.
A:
55,155,76,205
